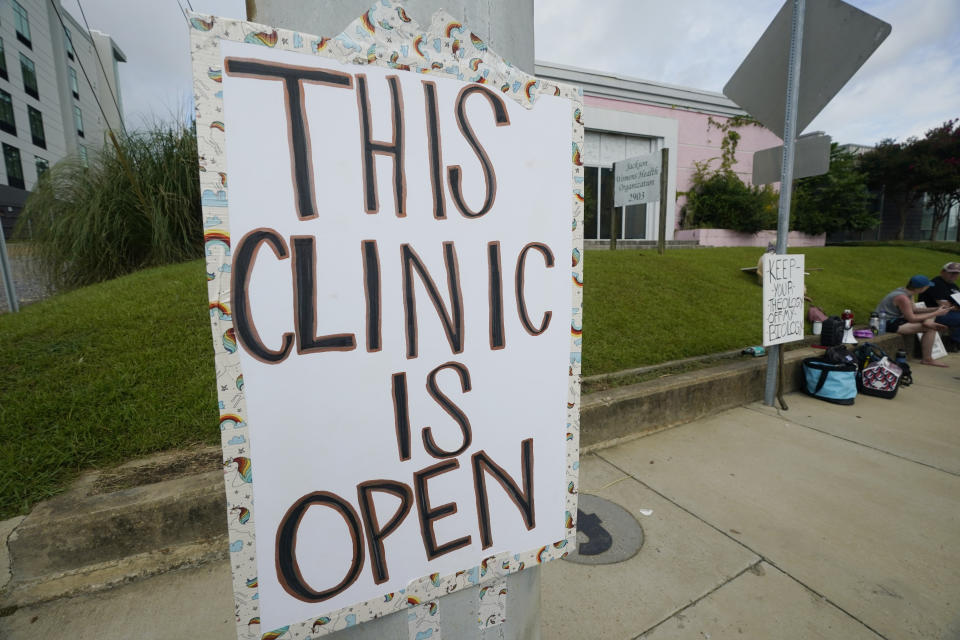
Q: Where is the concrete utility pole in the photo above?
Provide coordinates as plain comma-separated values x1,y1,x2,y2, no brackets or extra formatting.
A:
244,2,540,638
246,0,534,72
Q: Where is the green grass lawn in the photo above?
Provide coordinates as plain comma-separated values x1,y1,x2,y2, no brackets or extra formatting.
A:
1,244,957,519
0,260,218,518
582,245,959,375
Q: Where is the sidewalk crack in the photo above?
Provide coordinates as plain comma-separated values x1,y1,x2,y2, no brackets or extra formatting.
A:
596,455,891,640
631,562,758,640
744,404,959,477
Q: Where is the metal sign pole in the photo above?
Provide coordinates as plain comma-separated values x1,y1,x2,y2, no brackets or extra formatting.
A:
0,220,19,313
764,0,804,406
658,147,668,255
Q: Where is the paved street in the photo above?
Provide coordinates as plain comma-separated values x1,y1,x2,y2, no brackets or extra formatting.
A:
2,354,958,639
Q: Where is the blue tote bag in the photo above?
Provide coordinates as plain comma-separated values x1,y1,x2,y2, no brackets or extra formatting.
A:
801,357,857,405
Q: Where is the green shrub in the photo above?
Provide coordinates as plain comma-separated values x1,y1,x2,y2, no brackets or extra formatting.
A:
680,116,779,233
683,165,778,233
15,123,203,289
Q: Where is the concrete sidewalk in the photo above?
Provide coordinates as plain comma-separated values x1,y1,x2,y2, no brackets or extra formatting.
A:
2,354,958,639
543,354,960,639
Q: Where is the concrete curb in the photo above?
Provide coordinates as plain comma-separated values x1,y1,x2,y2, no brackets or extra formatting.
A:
1,449,227,610
581,332,907,449
8,469,225,582
0,333,911,610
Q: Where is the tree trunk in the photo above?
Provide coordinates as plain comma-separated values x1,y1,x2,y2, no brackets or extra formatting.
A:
929,199,941,241
928,196,948,242
896,200,906,241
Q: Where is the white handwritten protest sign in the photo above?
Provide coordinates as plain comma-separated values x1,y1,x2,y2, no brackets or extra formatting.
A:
614,153,661,207
762,253,805,346
191,6,582,637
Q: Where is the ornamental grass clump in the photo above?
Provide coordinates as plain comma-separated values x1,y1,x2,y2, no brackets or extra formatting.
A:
16,123,203,289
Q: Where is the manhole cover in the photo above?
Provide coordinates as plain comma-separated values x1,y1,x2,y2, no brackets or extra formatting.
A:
563,494,644,565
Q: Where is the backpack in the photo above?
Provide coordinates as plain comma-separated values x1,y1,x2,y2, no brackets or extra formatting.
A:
854,342,903,399
854,342,888,368
898,360,913,387
824,345,855,366
819,316,844,347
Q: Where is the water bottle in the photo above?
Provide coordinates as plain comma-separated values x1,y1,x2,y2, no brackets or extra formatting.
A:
869,312,880,335
878,311,887,334
895,350,907,367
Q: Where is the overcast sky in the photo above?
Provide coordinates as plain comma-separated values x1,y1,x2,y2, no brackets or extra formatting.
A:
62,0,958,145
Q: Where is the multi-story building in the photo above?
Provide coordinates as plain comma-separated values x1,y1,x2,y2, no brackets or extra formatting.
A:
0,0,124,237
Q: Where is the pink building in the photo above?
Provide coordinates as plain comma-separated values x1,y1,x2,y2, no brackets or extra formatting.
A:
536,62,787,247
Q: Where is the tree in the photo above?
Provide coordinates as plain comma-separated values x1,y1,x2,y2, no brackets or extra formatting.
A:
791,143,873,235
914,119,960,241
859,138,923,240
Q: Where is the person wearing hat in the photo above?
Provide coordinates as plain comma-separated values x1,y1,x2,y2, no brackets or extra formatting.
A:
919,262,960,352
875,274,951,367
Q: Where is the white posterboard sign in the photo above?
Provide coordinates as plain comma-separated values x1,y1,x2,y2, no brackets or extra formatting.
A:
190,5,582,638
613,153,661,207
762,253,805,346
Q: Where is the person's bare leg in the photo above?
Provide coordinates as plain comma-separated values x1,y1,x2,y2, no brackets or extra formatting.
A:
921,329,948,367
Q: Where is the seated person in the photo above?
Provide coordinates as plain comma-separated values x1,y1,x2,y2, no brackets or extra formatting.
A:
875,275,951,367
755,243,775,283
918,262,960,352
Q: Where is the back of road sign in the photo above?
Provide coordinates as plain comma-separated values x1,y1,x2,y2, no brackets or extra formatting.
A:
752,132,831,185
724,0,891,141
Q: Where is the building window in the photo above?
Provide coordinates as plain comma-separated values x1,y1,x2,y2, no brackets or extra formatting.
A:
0,38,7,81
35,156,48,179
0,90,15,135
74,105,84,137
28,106,45,148
581,131,660,241
20,54,38,99
69,67,79,99
584,165,648,241
78,144,88,167
3,143,24,189
64,27,75,60
12,1,31,49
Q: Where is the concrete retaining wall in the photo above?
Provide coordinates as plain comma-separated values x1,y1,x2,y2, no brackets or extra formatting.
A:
674,228,826,247
581,332,907,449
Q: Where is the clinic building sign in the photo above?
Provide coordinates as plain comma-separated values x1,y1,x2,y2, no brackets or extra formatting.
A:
614,153,661,207
761,253,805,346
190,5,582,637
